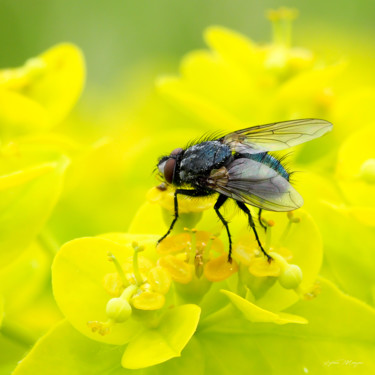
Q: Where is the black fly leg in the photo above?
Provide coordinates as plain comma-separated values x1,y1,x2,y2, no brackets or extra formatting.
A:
213,194,233,262
157,189,179,244
158,189,211,244
258,208,267,232
237,202,272,262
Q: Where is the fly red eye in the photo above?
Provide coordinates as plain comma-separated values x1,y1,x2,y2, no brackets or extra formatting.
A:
164,158,176,184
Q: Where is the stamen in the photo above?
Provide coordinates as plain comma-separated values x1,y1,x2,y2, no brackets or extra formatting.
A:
87,319,113,336
107,252,128,287
194,252,204,278
120,284,138,300
184,228,198,265
264,220,274,250
132,242,145,285
203,236,215,262
279,212,300,244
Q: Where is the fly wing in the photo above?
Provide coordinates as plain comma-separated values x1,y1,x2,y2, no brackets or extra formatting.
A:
209,158,303,211
222,118,333,154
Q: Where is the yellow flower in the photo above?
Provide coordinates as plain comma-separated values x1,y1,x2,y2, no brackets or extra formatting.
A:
147,184,215,213
156,229,237,284
231,210,322,307
0,43,85,139
157,8,339,144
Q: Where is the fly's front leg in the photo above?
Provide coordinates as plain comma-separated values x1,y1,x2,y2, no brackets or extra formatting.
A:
213,194,232,262
237,202,272,262
157,189,211,245
157,190,179,244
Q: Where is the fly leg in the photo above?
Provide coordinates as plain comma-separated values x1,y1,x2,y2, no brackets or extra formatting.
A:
237,202,272,262
213,194,233,262
157,189,211,245
258,208,267,232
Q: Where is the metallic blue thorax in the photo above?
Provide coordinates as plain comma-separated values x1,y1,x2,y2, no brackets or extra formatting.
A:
179,141,232,183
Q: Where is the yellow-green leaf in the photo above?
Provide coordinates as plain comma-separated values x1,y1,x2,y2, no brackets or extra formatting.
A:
221,289,307,324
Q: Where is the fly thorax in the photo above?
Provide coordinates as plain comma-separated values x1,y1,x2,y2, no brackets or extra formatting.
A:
179,141,232,183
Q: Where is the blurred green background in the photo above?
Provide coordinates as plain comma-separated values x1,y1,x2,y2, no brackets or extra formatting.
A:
1,0,374,242
1,0,375,90
1,1,375,374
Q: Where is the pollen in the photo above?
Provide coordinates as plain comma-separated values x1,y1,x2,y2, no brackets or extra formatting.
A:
87,320,113,336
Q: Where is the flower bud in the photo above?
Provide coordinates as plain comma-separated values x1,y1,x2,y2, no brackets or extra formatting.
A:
106,297,132,322
278,264,303,289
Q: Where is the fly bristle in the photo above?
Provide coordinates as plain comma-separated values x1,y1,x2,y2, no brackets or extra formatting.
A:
269,151,295,182
185,130,226,148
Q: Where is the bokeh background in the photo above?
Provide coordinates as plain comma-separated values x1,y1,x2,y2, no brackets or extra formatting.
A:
1,0,375,373
1,0,374,242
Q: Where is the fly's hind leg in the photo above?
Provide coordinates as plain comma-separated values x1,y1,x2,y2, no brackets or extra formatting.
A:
213,194,233,262
258,208,267,232
157,189,211,245
237,202,272,262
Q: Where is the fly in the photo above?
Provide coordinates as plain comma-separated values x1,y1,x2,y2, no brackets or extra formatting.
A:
156,119,333,262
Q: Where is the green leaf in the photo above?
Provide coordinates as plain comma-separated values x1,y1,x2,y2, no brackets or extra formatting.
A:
13,320,125,375
0,331,29,375
122,304,201,369
0,156,69,267
0,296,3,328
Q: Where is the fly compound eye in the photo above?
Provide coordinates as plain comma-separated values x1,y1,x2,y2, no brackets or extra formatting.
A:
164,158,176,184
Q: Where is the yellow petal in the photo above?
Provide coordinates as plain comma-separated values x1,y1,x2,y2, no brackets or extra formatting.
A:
0,43,85,135
148,266,172,294
204,255,238,282
156,233,191,254
158,255,192,284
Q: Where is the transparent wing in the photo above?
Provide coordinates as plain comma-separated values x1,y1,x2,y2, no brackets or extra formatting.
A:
209,158,303,211
222,118,333,154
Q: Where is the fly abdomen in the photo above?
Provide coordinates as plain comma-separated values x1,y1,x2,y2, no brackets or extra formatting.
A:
238,152,290,181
